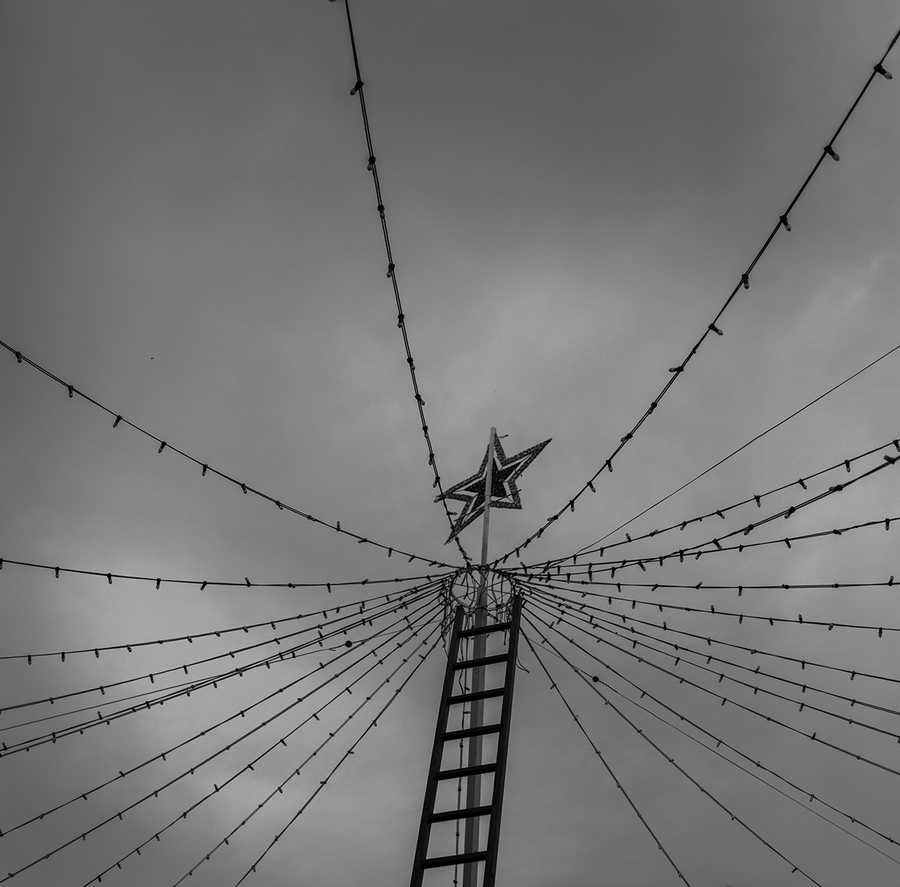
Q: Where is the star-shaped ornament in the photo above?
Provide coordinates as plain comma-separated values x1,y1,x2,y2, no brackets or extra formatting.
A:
436,435,551,543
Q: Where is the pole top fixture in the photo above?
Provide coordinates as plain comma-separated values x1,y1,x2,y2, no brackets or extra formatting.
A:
436,433,551,543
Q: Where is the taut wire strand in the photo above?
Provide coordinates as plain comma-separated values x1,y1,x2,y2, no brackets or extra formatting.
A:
557,344,900,565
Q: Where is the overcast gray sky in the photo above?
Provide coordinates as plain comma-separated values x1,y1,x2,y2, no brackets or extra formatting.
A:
1,2,900,885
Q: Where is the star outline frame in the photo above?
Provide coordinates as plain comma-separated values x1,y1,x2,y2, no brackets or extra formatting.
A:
435,436,551,543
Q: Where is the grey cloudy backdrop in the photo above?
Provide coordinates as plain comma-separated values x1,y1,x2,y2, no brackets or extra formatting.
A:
1,2,899,885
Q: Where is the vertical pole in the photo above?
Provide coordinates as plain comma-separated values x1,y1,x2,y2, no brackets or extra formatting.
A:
463,427,496,887
483,593,522,887
479,427,496,570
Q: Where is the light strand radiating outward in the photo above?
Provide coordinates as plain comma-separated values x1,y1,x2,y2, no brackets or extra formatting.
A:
529,616,900,863
0,583,441,711
497,30,898,563
331,0,472,565
518,589,900,782
93,618,445,887
0,580,446,663
0,588,444,757
529,584,900,686
523,597,900,857
521,512,900,581
526,437,900,571
0,594,442,841
0,552,457,601
226,624,442,887
0,339,453,570
508,449,900,578
525,593,900,740
566,347,900,564
521,612,883,881
0,600,446,885
520,627,693,886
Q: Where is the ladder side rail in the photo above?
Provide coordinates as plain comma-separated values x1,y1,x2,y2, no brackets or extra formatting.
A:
409,605,466,887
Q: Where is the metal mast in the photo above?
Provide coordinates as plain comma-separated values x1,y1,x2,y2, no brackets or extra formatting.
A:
410,428,548,887
462,427,497,887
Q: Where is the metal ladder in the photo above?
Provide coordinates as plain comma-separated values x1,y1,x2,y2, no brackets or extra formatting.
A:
409,595,522,887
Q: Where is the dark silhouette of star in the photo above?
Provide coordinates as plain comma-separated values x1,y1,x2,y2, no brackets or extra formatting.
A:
436,436,551,542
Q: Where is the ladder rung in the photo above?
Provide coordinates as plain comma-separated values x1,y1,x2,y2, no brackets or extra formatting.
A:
447,687,505,706
442,723,502,742
429,804,493,823
459,621,511,638
453,653,509,670
436,762,497,781
421,850,488,869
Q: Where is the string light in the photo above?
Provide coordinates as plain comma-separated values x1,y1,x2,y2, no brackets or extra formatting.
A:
2,607,443,872
3,10,897,883
655,512,899,568
520,605,900,860
545,410,900,577
520,626,693,885
331,0,471,566
0,588,444,751
171,619,444,887
529,586,900,684
521,601,900,781
526,594,900,740
0,580,443,664
0,339,455,569
545,506,900,581
527,577,900,640
496,25,898,562
524,620,830,885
